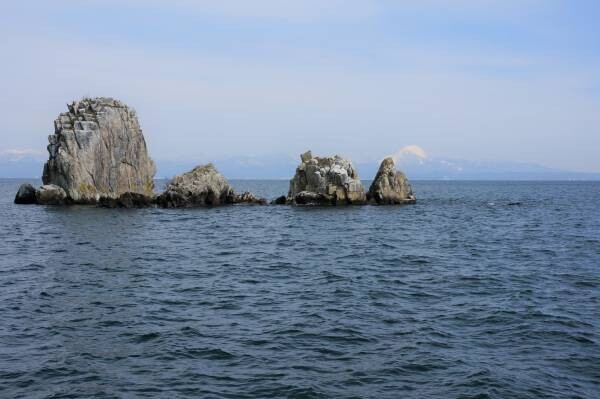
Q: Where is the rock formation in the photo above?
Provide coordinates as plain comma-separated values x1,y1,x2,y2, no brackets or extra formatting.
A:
367,157,416,205
14,183,37,204
35,184,69,205
156,164,236,207
42,97,156,204
13,95,419,209
155,164,267,207
287,151,366,205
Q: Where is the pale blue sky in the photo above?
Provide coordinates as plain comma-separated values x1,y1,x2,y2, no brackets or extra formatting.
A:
1,1,599,171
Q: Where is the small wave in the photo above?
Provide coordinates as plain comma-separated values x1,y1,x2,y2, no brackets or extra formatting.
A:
180,326,204,337
176,347,235,360
133,332,161,343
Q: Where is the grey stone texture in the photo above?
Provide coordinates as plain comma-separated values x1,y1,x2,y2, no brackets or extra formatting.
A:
156,164,236,207
42,97,156,204
288,151,366,205
367,157,416,205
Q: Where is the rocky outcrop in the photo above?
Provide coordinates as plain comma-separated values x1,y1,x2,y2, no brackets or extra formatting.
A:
367,157,416,205
42,97,156,204
14,183,37,204
35,184,69,205
287,151,366,205
13,95,421,209
156,164,235,207
155,164,267,207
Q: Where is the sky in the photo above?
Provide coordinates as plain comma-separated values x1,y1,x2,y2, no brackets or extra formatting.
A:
1,0,599,172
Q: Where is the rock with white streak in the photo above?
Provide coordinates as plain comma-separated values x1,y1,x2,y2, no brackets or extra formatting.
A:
287,151,366,205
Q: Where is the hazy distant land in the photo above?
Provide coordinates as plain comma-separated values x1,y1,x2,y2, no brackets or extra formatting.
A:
3,147,599,181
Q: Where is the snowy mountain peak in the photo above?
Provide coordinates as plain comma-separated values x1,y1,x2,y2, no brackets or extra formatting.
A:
392,145,428,165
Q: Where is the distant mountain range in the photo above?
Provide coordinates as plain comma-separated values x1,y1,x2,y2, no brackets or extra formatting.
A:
0,150,47,178
157,156,300,180
375,145,600,181
2,146,599,181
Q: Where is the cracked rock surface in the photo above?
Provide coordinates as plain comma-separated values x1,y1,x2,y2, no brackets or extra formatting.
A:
367,157,416,205
42,97,156,204
35,184,68,205
287,151,366,205
156,164,236,207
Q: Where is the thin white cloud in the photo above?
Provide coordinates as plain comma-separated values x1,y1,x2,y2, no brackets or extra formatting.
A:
48,0,379,21
0,149,46,160
45,0,548,21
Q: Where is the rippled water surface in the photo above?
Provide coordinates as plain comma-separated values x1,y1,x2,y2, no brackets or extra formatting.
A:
1,179,599,398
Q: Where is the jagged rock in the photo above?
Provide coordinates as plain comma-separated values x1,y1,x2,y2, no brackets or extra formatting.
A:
35,184,68,205
287,151,366,205
98,192,155,208
156,164,235,208
14,183,37,204
271,195,287,205
42,97,156,204
367,157,416,205
233,191,267,205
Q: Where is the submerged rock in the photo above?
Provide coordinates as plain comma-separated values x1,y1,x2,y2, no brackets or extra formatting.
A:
288,151,366,205
156,164,235,207
35,184,68,205
233,191,267,205
271,195,287,205
98,192,155,208
14,183,37,204
42,97,156,204
367,157,416,205
293,191,330,205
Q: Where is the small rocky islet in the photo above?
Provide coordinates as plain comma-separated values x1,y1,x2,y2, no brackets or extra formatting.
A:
14,97,416,208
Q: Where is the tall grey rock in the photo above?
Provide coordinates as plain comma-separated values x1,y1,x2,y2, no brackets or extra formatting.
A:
42,97,156,203
287,151,366,205
156,164,235,207
367,157,416,205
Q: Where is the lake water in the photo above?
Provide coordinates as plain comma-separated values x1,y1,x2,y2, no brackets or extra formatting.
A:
0,179,599,398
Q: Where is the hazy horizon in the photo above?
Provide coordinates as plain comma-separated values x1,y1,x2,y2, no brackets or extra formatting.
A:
3,144,600,181
2,1,599,172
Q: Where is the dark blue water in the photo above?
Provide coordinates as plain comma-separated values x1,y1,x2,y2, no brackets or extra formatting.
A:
1,179,599,398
